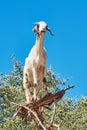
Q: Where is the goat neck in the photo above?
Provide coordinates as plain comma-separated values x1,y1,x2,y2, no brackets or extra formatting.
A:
36,32,45,54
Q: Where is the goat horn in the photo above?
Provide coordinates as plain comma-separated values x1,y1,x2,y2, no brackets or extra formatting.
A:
46,26,54,36
33,22,39,25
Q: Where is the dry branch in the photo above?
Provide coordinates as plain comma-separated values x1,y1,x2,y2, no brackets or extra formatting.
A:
31,85,74,108
12,85,74,130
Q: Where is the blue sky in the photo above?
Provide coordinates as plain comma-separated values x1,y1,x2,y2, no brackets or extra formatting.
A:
0,0,87,98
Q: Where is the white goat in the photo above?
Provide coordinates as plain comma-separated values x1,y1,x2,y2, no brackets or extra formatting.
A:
23,21,53,103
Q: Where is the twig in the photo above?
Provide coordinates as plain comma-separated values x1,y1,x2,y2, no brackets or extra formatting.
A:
50,103,56,124
10,102,22,106
46,102,60,130
64,85,75,91
52,124,60,130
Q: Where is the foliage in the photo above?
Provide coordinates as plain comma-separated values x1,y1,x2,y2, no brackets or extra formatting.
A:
0,56,23,88
55,97,87,130
0,59,87,130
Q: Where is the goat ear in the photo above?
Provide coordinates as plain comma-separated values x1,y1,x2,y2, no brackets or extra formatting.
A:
46,26,54,36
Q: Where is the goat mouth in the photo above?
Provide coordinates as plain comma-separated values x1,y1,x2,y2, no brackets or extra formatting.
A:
41,30,46,33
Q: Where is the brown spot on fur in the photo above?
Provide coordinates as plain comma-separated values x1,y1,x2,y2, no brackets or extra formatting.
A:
43,77,46,84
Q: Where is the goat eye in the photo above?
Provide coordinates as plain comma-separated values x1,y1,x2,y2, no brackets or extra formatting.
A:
37,24,39,28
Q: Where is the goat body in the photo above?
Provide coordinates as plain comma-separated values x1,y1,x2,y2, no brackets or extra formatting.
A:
23,21,53,103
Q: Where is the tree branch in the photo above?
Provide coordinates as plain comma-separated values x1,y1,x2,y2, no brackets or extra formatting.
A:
12,85,74,130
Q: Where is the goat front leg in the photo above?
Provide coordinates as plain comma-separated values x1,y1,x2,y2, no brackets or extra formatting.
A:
24,87,33,103
33,67,38,100
43,77,48,95
43,68,48,95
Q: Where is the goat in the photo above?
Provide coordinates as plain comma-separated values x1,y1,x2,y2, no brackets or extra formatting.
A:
23,21,54,103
